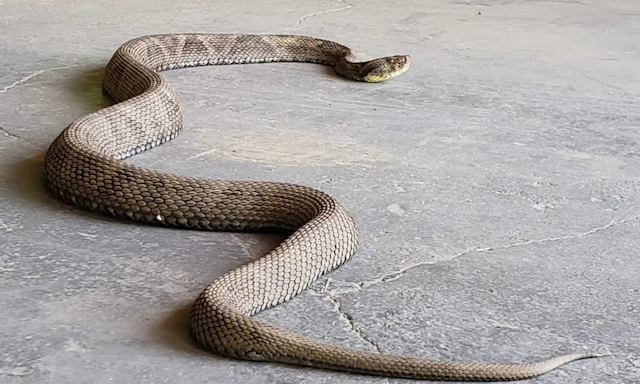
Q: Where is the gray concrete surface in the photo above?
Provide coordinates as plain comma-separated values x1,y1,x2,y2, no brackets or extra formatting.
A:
1,0,639,383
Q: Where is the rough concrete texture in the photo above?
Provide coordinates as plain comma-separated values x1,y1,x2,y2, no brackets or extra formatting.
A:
1,0,639,383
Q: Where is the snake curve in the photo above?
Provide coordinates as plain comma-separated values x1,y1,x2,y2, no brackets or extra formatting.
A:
43,33,600,381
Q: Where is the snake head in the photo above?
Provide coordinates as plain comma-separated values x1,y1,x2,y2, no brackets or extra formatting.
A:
361,55,411,83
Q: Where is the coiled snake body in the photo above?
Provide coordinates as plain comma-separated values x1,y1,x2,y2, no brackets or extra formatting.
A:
44,34,598,381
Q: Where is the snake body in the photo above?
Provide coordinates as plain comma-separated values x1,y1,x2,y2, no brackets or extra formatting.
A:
44,34,598,381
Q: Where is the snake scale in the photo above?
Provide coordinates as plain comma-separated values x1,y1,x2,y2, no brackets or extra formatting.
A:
43,34,600,381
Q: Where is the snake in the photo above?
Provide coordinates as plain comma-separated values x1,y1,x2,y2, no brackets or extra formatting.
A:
43,33,601,381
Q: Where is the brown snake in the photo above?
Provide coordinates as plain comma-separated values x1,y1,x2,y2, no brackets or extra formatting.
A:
43,34,600,381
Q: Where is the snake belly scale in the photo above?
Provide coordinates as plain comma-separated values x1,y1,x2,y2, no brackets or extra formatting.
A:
43,33,599,381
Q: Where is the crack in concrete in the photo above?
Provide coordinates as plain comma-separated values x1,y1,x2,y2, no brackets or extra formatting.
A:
229,234,259,260
296,215,637,380
0,124,42,149
286,0,354,30
0,65,80,150
309,280,384,354
331,214,640,293
585,75,626,92
0,65,77,94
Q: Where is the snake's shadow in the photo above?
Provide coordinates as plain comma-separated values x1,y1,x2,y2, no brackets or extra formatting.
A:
10,67,160,227
10,66,291,357
9,67,130,225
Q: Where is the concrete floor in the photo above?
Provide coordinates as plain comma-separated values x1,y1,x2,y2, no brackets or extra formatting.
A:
1,0,639,383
